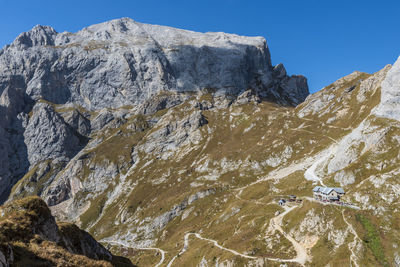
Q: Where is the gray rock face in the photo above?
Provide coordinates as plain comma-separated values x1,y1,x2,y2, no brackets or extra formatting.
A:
61,109,91,136
0,127,11,200
90,109,115,132
0,17,308,111
140,109,208,158
13,25,57,48
132,188,216,244
59,224,112,261
24,103,82,166
373,56,400,120
0,18,309,205
0,76,32,201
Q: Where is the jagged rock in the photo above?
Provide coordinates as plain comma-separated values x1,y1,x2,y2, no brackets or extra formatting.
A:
58,223,112,260
373,56,400,120
0,17,309,205
24,103,81,166
0,76,30,127
273,63,287,79
140,110,208,158
91,109,114,132
138,91,187,115
61,109,91,136
0,127,11,201
13,25,57,48
0,17,308,111
278,75,309,106
234,90,261,105
0,197,131,266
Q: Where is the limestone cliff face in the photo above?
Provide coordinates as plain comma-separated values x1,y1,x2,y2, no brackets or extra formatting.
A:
0,18,309,202
373,56,400,120
0,18,308,110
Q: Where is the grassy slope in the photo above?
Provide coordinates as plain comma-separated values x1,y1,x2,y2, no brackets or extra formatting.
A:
8,67,400,266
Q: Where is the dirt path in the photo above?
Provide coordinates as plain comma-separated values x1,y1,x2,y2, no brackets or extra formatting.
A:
234,153,319,196
342,210,362,267
168,229,310,266
290,127,338,144
192,233,258,259
304,197,360,210
166,232,257,266
304,155,327,187
297,116,351,131
293,116,349,187
102,240,166,267
166,201,309,266
267,205,308,266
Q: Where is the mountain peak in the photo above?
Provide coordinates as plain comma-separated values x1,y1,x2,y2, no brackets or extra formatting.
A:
2,17,308,112
13,24,57,47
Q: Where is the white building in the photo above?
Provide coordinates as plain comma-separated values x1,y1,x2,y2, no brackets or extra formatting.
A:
313,186,345,201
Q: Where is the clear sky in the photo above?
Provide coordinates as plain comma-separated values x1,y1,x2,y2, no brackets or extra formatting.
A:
1,0,399,93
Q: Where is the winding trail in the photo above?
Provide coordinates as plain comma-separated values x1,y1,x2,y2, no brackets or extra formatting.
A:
303,147,332,187
110,117,353,266
341,210,362,267
234,152,320,196
266,205,308,265
304,196,360,210
190,233,258,259
290,127,338,144
166,201,309,266
297,116,352,131
166,232,257,267
102,240,166,267
167,228,309,266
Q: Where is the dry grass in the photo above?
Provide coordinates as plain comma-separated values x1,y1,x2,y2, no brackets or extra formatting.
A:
0,196,134,267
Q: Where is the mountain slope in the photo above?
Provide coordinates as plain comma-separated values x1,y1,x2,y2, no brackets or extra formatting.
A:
0,17,308,203
1,18,400,266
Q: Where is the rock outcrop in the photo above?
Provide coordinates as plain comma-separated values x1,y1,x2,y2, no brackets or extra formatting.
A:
24,102,83,166
373,56,400,120
0,196,134,266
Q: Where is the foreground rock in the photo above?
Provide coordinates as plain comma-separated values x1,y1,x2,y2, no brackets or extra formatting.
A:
0,196,134,266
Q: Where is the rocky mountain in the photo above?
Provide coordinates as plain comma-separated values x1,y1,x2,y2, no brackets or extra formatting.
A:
0,196,133,266
1,17,400,266
0,17,308,203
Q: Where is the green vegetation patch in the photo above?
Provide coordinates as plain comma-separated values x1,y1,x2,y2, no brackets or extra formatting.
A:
356,214,388,266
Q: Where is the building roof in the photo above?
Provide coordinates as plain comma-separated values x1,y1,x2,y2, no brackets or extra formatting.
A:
313,186,322,192
313,186,345,195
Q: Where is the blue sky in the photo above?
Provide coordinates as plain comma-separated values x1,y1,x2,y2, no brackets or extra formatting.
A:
1,0,399,93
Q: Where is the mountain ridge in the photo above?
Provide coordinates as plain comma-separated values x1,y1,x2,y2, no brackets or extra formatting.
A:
1,17,400,266
0,17,309,202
